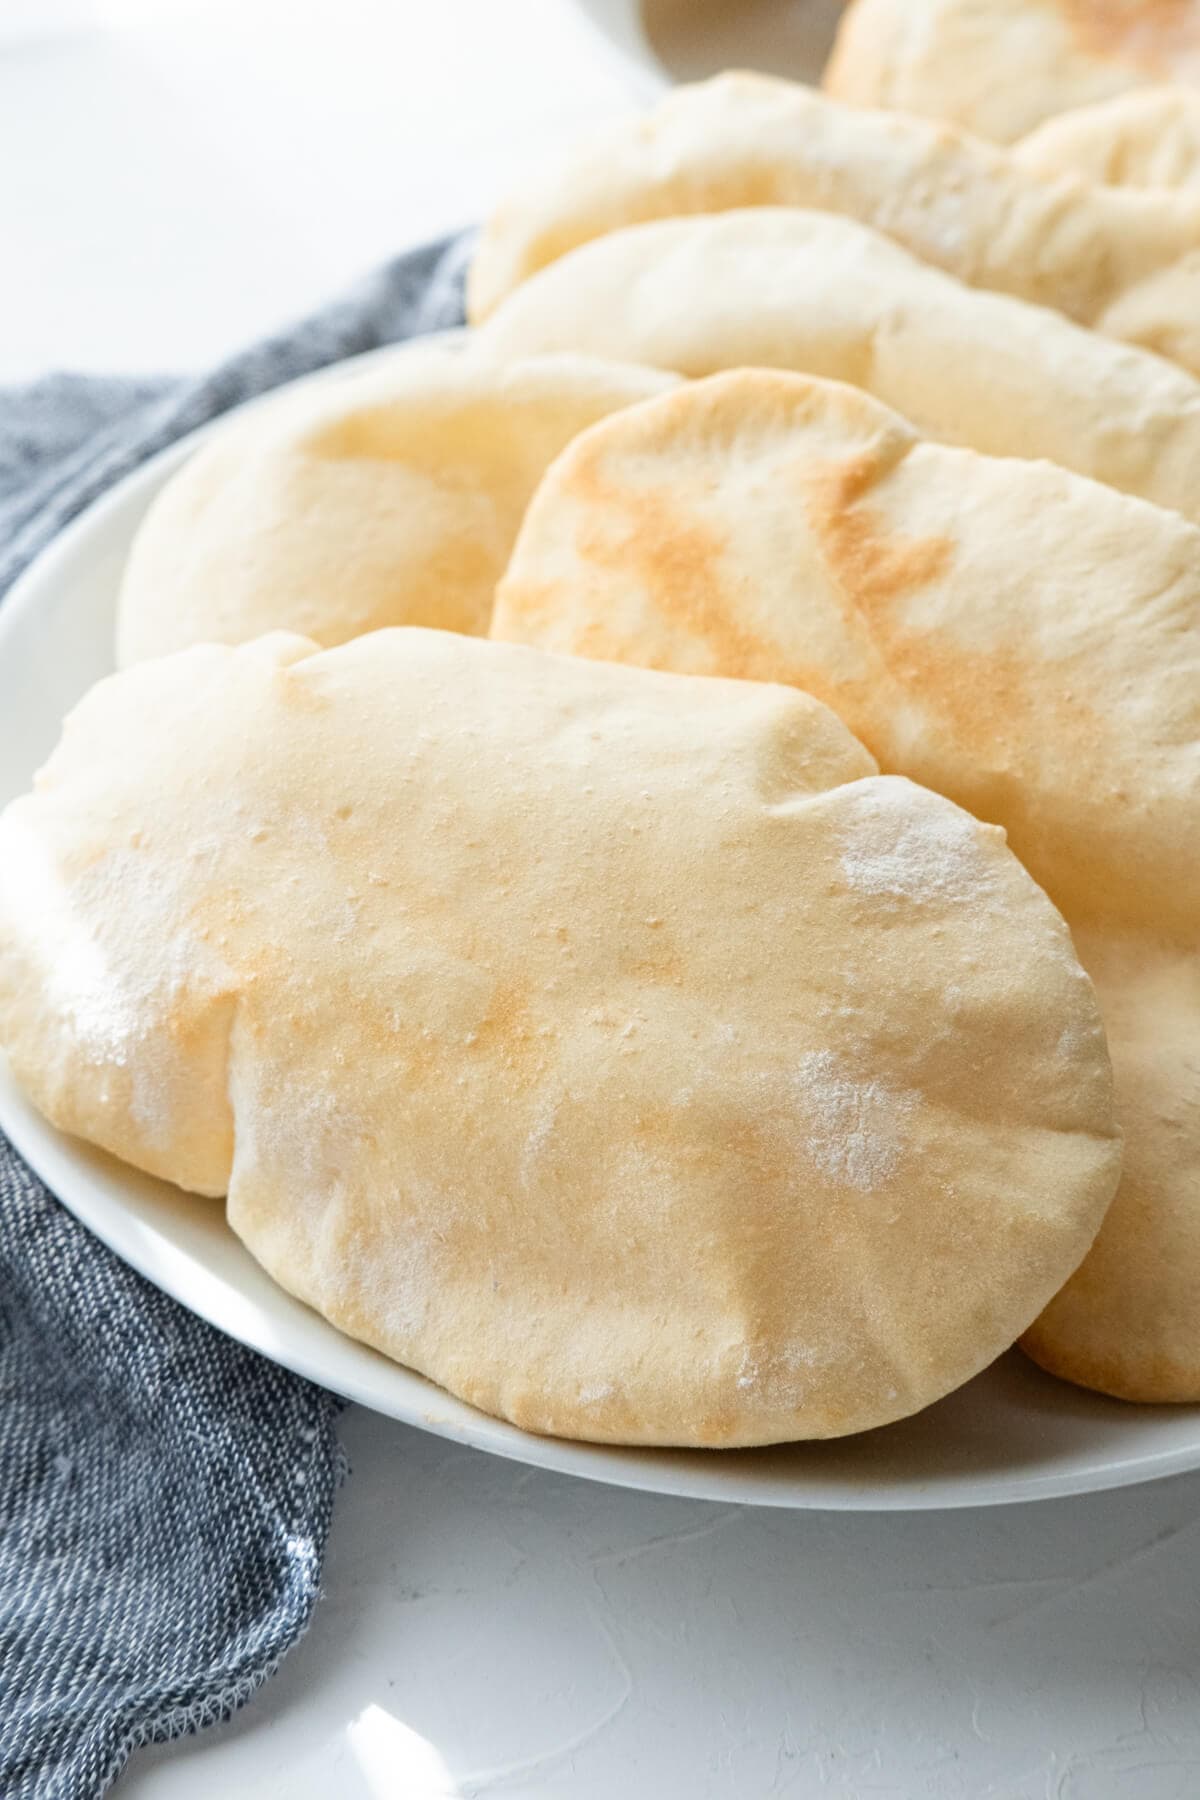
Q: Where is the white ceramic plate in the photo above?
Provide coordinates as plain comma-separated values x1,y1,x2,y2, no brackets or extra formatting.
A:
2,339,1197,1510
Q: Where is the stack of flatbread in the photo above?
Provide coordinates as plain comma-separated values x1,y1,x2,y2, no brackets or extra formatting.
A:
2,20,1197,1447
824,0,1200,144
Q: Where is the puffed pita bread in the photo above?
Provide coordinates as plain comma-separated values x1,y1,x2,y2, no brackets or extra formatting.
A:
0,629,1120,1445
478,208,1200,526
1016,85,1200,190
495,371,1200,938
468,74,1200,382
492,370,1200,1401
823,0,1200,144
1023,930,1200,1401
116,345,677,667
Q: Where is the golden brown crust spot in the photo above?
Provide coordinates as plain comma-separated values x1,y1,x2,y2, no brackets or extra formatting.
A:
567,431,770,680
804,456,954,621
800,459,1106,836
469,980,543,1070
1062,0,1200,72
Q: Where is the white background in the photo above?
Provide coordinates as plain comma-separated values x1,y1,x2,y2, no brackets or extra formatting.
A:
4,4,1200,1795
0,0,649,380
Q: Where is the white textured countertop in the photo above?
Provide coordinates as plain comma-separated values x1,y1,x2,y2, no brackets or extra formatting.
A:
5,6,1200,1795
126,1408,1200,1799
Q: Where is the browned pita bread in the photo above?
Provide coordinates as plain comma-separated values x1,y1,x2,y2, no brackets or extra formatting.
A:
493,369,1200,1402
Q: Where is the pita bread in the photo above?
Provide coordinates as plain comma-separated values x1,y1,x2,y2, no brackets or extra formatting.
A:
1016,85,1200,190
823,0,1200,144
478,207,1200,526
468,74,1200,381
0,629,1120,1445
116,345,677,667
492,370,1200,1401
495,370,1200,937
1022,929,1200,1401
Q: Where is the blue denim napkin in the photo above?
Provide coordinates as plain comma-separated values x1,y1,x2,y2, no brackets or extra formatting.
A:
0,234,469,1800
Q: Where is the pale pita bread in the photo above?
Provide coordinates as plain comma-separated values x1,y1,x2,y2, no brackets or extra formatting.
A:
478,207,1200,526
116,345,677,667
823,0,1200,144
468,74,1200,381
492,370,1200,1401
1016,85,1200,190
0,630,1120,1443
1023,929,1200,1401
